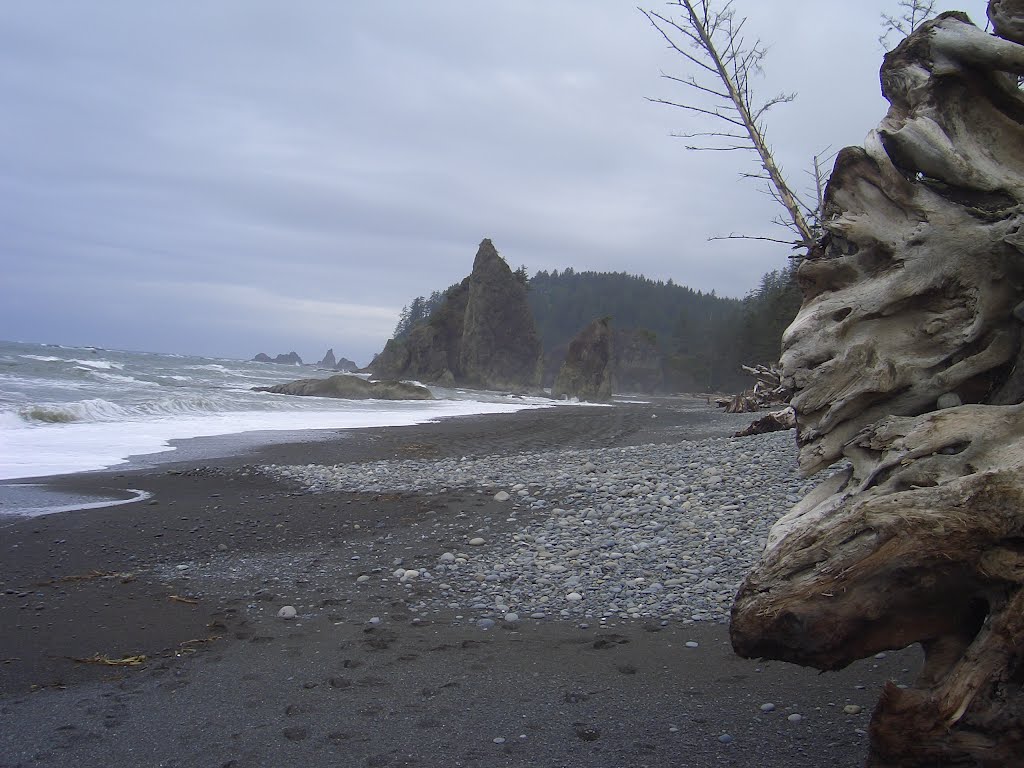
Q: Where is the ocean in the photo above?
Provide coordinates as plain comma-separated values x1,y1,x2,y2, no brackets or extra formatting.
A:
0,340,558,482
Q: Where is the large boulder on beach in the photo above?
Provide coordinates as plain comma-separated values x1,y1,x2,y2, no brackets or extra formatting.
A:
253,375,432,400
369,239,542,391
552,317,613,402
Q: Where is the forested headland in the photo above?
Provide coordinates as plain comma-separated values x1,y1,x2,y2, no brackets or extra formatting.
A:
391,265,800,393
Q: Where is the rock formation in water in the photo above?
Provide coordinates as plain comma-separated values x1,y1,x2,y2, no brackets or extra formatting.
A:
253,375,432,401
370,239,542,391
552,317,614,401
458,239,543,390
315,349,358,372
730,7,1024,765
252,351,303,365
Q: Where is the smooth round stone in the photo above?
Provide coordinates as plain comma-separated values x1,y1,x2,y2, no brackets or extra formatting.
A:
843,705,863,715
439,552,456,563
356,575,370,583
494,491,511,502
504,612,520,622
718,734,733,744
493,737,506,744
393,568,407,578
685,641,699,648
787,714,803,723
368,616,381,624
277,606,297,620
566,592,583,602
760,703,776,713
468,537,486,546
477,618,496,630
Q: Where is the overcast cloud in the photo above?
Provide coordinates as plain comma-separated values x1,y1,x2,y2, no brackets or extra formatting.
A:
0,1,990,364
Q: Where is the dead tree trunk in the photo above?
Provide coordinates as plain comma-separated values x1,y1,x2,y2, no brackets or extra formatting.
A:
730,6,1024,766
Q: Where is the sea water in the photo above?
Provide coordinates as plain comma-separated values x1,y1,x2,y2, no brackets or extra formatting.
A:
0,339,557,481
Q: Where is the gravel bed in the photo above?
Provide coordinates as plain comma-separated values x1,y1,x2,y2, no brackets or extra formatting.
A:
258,430,832,625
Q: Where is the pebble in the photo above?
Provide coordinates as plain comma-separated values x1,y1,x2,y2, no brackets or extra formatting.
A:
843,705,863,715
718,734,733,744
477,618,496,630
760,703,776,713
685,641,699,648
788,713,804,723
259,429,834,626
277,606,297,620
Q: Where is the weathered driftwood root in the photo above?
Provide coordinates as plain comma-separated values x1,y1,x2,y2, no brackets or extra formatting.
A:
733,406,795,437
715,364,790,413
731,6,1024,766
733,406,1024,765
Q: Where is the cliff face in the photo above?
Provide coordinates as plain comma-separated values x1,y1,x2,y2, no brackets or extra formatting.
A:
613,329,664,393
552,318,613,402
458,239,542,391
369,239,541,391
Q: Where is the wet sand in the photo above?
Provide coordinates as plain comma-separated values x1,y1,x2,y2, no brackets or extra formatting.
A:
0,401,918,767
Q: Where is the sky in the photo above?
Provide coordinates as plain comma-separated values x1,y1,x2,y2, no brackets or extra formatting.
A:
0,1,991,365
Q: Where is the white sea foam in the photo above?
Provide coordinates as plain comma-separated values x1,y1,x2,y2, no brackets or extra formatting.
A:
0,400,556,480
186,364,231,373
91,372,159,387
70,359,124,370
0,340,569,482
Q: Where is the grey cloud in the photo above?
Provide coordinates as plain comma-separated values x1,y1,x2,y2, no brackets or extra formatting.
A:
0,1,991,360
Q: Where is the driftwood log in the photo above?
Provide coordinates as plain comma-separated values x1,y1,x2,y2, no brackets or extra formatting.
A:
733,406,796,437
731,5,1024,766
714,364,791,413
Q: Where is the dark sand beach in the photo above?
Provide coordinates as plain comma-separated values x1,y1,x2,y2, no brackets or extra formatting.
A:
0,401,918,767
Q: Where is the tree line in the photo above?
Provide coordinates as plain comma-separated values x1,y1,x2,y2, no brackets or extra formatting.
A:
392,264,801,392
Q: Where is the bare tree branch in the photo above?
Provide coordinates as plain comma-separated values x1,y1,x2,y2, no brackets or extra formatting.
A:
879,0,937,49
708,233,802,244
640,1,817,251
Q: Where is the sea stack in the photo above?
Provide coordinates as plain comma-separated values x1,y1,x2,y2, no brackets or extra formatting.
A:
370,238,542,391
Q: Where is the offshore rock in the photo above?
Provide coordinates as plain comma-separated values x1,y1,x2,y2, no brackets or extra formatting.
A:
318,348,337,368
370,239,542,391
552,318,613,402
252,351,303,365
253,375,432,400
458,239,542,391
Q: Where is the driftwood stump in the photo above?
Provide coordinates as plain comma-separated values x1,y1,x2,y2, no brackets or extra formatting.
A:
731,5,1024,766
